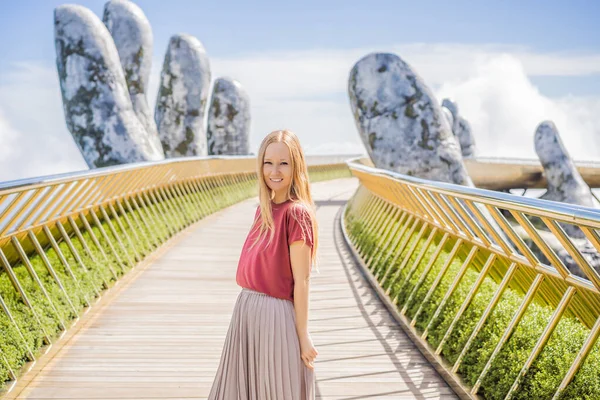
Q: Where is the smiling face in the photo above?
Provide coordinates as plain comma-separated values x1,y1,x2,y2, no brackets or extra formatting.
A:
263,141,293,203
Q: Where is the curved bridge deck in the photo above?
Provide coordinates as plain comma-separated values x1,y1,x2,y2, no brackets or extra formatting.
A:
6,179,456,399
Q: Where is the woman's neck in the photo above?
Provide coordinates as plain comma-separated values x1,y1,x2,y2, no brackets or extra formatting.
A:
272,191,291,204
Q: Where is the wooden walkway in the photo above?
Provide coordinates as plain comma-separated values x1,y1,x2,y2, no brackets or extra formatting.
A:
6,178,457,399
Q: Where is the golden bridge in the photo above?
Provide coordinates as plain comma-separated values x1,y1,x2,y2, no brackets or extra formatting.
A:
1,155,599,399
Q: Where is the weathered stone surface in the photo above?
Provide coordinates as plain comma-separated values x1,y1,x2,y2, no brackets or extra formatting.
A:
535,121,594,207
457,118,475,157
535,121,595,237
441,99,459,130
441,98,476,158
155,34,211,157
206,78,250,155
54,4,164,168
348,52,472,186
442,106,454,131
103,0,163,156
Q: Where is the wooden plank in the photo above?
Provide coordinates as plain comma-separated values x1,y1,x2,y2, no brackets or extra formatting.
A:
6,178,456,399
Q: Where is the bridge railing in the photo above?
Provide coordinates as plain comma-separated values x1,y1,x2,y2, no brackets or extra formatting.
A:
0,155,351,393
342,157,600,400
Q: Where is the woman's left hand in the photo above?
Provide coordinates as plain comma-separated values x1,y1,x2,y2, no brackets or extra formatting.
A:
299,332,318,370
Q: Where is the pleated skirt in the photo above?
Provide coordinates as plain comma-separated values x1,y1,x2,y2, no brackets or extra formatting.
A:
208,288,315,400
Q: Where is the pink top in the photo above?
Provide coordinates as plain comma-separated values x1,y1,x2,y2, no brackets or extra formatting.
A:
236,199,314,302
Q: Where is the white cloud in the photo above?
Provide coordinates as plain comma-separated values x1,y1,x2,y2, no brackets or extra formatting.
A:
435,54,600,160
389,43,600,82
0,111,19,160
148,51,367,155
0,105,87,183
197,43,600,98
201,43,600,156
0,63,88,182
1,43,600,183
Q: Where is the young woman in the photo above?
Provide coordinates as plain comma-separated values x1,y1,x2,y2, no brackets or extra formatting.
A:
208,129,319,399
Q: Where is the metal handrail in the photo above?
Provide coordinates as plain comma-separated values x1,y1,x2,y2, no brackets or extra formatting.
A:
344,157,600,400
347,157,600,223
0,155,351,393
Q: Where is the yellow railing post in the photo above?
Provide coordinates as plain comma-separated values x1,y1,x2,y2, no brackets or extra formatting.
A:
0,155,351,391
343,157,600,399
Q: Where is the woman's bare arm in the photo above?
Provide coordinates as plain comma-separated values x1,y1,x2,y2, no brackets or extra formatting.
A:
291,241,311,334
290,241,318,369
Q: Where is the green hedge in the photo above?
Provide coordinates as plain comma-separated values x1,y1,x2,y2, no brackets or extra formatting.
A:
345,201,600,400
0,168,350,389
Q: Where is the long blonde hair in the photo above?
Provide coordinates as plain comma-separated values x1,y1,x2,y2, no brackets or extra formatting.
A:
249,129,319,269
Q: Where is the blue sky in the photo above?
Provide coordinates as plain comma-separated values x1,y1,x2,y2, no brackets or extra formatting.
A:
0,0,599,181
1,1,599,65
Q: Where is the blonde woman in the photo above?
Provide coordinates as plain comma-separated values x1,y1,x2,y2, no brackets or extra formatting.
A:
208,130,319,399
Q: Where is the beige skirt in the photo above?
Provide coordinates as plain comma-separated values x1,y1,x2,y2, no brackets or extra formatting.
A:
208,288,315,400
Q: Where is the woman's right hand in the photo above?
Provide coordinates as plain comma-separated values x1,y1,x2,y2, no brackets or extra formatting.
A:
299,332,318,370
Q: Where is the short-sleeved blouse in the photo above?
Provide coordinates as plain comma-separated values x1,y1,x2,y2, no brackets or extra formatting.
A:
236,199,314,302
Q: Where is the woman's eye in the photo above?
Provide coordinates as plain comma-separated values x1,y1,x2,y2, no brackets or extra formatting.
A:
264,161,271,165
281,162,288,165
